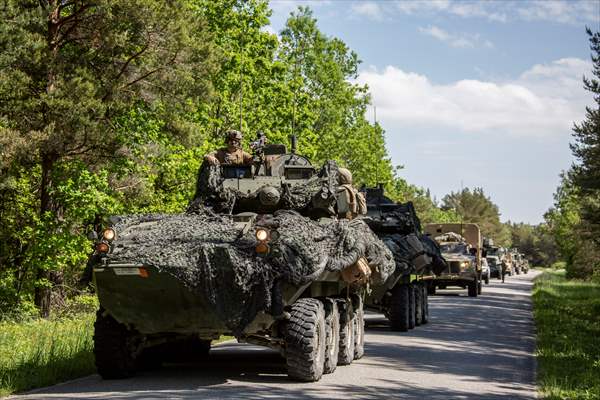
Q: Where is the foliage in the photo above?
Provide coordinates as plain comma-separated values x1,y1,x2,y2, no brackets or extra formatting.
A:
0,0,216,316
389,176,460,224
506,222,559,267
533,270,600,399
440,187,511,246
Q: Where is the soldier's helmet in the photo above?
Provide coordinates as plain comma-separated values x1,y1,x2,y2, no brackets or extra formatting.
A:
338,168,353,185
225,129,243,142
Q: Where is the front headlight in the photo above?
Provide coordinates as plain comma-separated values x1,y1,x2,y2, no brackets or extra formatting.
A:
102,228,116,241
460,261,470,268
256,228,269,241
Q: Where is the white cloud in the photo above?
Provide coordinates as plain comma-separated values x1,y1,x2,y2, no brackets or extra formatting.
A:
351,2,384,20
517,0,599,24
394,0,598,24
357,58,592,136
418,25,493,49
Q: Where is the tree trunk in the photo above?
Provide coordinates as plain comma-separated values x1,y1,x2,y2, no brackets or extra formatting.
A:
34,1,62,318
34,154,56,318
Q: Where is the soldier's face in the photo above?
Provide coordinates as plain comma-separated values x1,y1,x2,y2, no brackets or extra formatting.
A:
227,138,241,151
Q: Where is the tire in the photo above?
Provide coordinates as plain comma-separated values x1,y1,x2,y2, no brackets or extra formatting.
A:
408,284,416,329
467,280,478,297
414,283,423,326
337,299,355,365
421,283,429,324
323,299,340,374
285,298,326,382
388,284,410,332
427,283,436,296
94,310,137,379
353,303,365,360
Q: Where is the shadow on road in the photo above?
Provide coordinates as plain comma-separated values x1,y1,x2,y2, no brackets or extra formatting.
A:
16,275,538,400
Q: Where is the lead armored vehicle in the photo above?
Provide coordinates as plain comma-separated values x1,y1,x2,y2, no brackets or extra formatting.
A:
424,223,483,297
362,186,447,331
88,136,394,382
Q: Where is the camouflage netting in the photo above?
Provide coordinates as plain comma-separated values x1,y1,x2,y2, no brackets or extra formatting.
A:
107,207,394,336
364,190,447,278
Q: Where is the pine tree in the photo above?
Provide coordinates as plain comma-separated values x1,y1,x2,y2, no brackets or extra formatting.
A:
571,27,600,192
570,28,600,242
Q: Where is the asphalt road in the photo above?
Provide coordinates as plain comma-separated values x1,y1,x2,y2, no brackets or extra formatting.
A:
13,271,539,400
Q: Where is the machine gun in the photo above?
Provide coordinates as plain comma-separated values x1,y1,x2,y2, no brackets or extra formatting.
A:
250,132,267,162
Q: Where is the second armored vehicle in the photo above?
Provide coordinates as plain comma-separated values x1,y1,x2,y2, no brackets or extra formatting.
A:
363,186,447,331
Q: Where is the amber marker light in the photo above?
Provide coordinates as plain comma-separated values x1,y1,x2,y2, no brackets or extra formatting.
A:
96,242,109,253
255,242,269,254
138,267,149,278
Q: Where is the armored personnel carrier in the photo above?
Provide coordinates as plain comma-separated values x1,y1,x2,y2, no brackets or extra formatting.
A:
424,223,483,297
88,135,394,382
362,185,447,331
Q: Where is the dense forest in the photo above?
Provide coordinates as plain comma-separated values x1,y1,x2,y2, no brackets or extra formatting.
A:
0,0,597,319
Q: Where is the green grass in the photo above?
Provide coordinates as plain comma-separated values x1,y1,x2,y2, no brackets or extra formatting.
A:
0,314,96,397
0,312,235,397
533,269,600,400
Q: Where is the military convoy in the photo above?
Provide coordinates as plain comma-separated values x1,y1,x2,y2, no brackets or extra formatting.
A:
87,133,532,382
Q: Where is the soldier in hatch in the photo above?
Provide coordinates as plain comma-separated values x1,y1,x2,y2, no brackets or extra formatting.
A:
336,168,367,220
204,129,253,166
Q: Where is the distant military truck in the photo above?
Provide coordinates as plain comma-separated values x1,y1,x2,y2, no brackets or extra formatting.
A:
425,223,483,297
511,250,522,274
521,255,529,274
487,246,512,277
363,186,447,332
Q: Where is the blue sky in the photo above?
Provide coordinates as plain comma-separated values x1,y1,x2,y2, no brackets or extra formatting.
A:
268,0,600,224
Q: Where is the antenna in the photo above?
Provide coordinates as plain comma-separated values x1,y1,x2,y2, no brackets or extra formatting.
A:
291,37,299,139
239,28,245,131
459,180,464,236
373,105,380,187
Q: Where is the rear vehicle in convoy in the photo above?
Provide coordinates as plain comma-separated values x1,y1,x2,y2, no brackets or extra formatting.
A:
521,256,530,274
425,223,483,297
511,250,522,274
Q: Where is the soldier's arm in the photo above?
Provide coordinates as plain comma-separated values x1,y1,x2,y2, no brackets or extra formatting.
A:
204,150,220,165
242,151,253,165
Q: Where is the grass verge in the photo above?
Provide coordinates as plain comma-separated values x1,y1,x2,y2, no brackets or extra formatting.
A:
533,269,600,400
0,314,96,397
0,313,235,397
